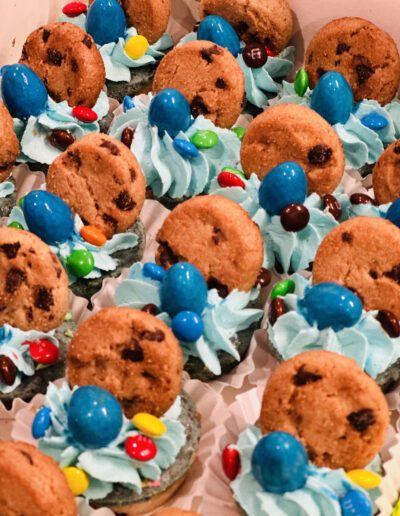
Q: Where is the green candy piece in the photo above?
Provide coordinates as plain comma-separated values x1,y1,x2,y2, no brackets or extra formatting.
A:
8,221,23,229
18,196,25,209
190,130,219,149
222,166,246,179
271,279,295,300
294,68,309,97
67,249,95,278
232,127,246,140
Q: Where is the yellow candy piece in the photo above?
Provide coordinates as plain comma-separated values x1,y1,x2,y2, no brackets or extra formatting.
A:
125,35,149,60
392,499,400,516
63,466,89,496
132,413,167,437
346,469,381,490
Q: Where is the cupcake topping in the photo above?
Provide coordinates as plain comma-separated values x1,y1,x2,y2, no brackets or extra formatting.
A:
85,0,126,46
197,15,240,57
311,71,354,125
62,2,87,17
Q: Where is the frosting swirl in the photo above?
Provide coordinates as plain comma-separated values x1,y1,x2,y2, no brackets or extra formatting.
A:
109,95,241,199
115,262,263,375
38,382,186,500
0,181,14,199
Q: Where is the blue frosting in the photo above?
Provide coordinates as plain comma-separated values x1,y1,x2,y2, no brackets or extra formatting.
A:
273,81,400,169
347,200,390,219
9,205,138,285
231,425,378,516
59,14,172,82
268,274,400,379
109,95,241,199
37,382,186,500
179,32,295,108
0,324,59,394
115,262,263,375
0,181,14,199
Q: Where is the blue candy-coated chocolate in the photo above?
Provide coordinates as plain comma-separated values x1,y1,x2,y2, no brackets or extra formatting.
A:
68,385,123,449
86,0,126,46
123,96,135,112
161,262,208,317
361,112,389,131
173,139,199,159
143,262,166,282
23,190,74,245
149,89,192,138
1,64,48,119
298,283,362,332
171,311,204,342
251,432,308,494
340,490,372,516
258,162,307,216
32,406,52,439
197,15,240,57
386,199,400,228
311,71,354,125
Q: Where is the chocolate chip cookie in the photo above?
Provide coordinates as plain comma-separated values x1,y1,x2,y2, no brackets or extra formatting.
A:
155,195,264,293
373,140,400,204
154,510,200,516
0,441,76,516
67,307,183,418
121,0,171,44
260,350,389,470
241,103,345,195
47,133,145,238
312,217,400,318
20,22,105,108
200,0,293,53
0,227,69,332
0,102,19,182
305,17,400,105
153,40,245,128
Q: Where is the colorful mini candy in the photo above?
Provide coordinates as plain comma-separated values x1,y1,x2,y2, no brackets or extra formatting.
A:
125,434,157,461
346,469,381,490
67,249,95,278
32,407,52,439
197,15,240,57
190,130,219,149
232,127,245,140
0,356,16,386
143,263,166,282
217,171,245,189
80,225,107,246
271,279,295,300
242,43,268,68
294,68,309,97
361,112,388,131
311,71,354,125
27,339,60,365
63,467,90,496
171,311,204,342
222,445,241,480
386,198,400,228
86,0,126,46
72,106,98,123
62,2,87,17
149,89,192,138
280,203,310,232
123,96,135,112
340,490,372,516
132,413,167,437
173,139,199,159
7,221,23,229
125,35,149,60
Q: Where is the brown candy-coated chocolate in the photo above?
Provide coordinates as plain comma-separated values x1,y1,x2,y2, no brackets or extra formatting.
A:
321,194,342,220
377,310,400,338
350,193,375,205
47,129,75,151
121,127,134,148
0,356,17,386
281,204,310,232
242,43,268,68
269,298,286,325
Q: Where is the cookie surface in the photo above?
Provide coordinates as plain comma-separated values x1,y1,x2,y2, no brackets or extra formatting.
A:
200,0,293,53
0,102,19,182
67,307,183,418
153,40,245,128
0,441,76,516
155,195,264,293
305,17,400,105
241,103,345,195
0,227,69,332
373,140,400,204
312,217,400,318
260,350,389,470
153,510,200,516
121,0,171,44
47,133,145,238
20,22,105,108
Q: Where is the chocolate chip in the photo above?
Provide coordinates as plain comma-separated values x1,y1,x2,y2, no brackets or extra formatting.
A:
121,127,134,148
334,60,341,66
394,145,400,155
256,268,271,288
27,307,33,321
113,190,136,211
0,356,16,386
269,297,286,325
142,303,157,315
21,44,28,60
19,450,34,465
321,194,342,220
67,87,72,97
369,270,378,279
34,287,54,311
308,52,313,64
280,204,310,232
100,139,120,155
47,129,75,151
384,264,400,284
293,365,322,386
67,150,82,168
200,45,221,63
5,268,25,294
356,63,374,85
71,58,79,72
191,96,210,118
236,21,249,37
207,277,229,298
350,193,374,205
308,145,333,165
47,88,62,103
140,329,165,342
83,35,93,48
336,42,351,55
212,227,224,245
377,310,400,338
130,168,136,182
216,78,226,89
317,68,327,78
142,370,156,380
158,241,182,268
0,160,15,171
347,408,375,432
0,243,20,259
342,232,353,243
102,213,118,230
42,29,51,43
121,340,144,361
47,48,63,66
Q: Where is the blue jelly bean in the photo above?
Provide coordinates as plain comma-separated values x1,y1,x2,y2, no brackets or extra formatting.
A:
171,311,204,342
123,96,135,112
340,490,372,516
143,263,166,282
386,199,400,228
311,71,354,125
173,139,199,159
86,0,126,46
32,406,52,439
361,112,388,130
149,89,192,138
197,15,240,57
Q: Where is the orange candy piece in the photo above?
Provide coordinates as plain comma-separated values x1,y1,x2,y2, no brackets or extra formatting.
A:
80,225,107,246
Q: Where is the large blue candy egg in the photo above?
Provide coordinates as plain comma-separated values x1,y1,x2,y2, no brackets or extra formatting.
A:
311,71,354,125
340,490,372,516
86,0,126,46
161,262,208,317
197,15,240,57
251,432,308,494
149,89,192,138
171,311,204,342
68,385,123,449
298,283,362,332
386,199,400,228
23,190,74,245
1,64,47,119
259,162,307,216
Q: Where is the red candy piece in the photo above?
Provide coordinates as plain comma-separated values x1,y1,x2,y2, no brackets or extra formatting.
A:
222,444,241,480
265,46,276,57
125,435,157,462
62,2,87,17
72,106,98,123
217,171,245,189
26,339,60,365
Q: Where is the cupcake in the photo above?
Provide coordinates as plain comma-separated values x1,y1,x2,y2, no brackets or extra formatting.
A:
116,195,265,381
0,227,75,408
0,102,19,217
0,22,109,170
60,0,173,102
224,350,389,515
109,88,241,208
30,307,201,514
